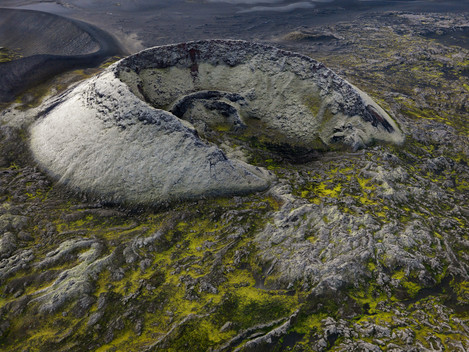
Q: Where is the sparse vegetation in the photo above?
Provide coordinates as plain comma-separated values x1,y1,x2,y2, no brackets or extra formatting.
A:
0,11,468,352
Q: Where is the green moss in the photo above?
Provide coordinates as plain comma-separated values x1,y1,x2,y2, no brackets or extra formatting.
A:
12,192,286,351
392,270,405,281
350,283,388,314
0,47,21,63
400,100,469,136
292,312,327,334
302,93,322,116
451,280,469,303
401,280,422,298
392,270,422,298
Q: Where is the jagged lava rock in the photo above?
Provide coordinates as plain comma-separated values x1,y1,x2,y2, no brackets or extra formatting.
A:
30,40,403,205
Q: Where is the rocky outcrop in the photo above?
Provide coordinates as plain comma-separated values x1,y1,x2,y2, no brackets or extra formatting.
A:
30,40,403,206
31,238,115,313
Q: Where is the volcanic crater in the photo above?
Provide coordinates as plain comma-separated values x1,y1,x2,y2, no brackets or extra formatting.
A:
30,40,403,205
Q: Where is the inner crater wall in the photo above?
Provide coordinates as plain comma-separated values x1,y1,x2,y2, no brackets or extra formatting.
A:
117,40,403,149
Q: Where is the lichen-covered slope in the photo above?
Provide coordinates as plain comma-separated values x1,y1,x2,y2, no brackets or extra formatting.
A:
30,69,271,206
0,13,468,352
